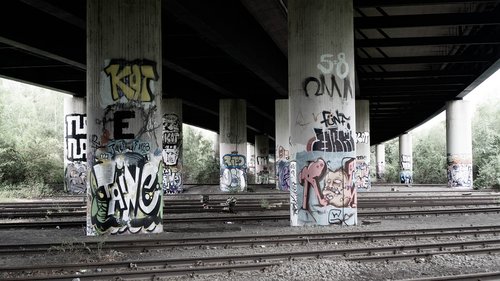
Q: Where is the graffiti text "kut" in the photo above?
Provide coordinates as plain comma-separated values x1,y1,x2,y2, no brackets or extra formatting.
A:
104,59,159,102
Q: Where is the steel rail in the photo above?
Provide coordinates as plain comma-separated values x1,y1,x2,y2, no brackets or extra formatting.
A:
1,225,500,255
401,271,500,281
2,207,500,228
1,262,280,281
3,238,500,280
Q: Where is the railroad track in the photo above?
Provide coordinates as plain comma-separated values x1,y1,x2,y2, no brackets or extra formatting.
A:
403,271,500,281
1,225,500,255
1,206,500,229
2,231,500,280
1,196,499,219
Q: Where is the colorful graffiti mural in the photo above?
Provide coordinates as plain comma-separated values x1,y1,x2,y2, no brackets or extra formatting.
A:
162,113,182,194
87,59,162,236
104,59,158,103
355,157,370,191
276,145,290,191
292,153,357,226
447,154,472,187
65,162,87,194
220,152,247,192
89,153,162,235
290,51,356,227
400,154,413,184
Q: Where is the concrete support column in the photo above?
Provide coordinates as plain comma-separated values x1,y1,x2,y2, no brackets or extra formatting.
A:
162,98,183,194
86,0,163,235
355,100,370,191
399,133,413,184
255,135,270,184
376,144,386,181
289,0,357,226
64,96,87,194
275,99,290,191
246,142,256,184
446,100,473,188
214,134,220,162
219,99,247,192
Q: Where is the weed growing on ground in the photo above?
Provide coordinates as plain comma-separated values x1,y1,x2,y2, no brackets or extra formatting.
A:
47,237,124,263
260,199,270,209
0,180,58,199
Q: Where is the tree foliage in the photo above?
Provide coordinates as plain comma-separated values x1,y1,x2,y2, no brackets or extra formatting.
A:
412,121,447,184
472,101,500,188
380,96,500,188
182,125,220,184
0,80,64,186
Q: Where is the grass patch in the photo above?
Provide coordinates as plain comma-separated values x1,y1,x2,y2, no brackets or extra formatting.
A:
0,180,60,199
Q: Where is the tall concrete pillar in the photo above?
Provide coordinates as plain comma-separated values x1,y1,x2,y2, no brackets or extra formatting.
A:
162,98,183,194
355,100,370,191
86,0,163,235
219,99,247,192
275,99,290,191
446,100,473,188
376,144,386,181
214,134,221,163
399,133,413,184
64,96,87,194
289,0,357,226
246,142,256,184
255,135,270,184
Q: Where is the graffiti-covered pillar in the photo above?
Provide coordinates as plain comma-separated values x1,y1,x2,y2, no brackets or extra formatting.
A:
376,144,386,181
161,98,183,194
64,96,87,194
446,100,473,188
219,99,247,192
246,142,256,184
289,0,357,226
275,99,290,191
86,0,163,235
255,135,270,184
355,100,370,191
399,133,413,184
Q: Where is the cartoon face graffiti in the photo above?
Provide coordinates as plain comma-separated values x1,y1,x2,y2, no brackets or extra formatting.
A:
162,147,179,166
322,168,357,208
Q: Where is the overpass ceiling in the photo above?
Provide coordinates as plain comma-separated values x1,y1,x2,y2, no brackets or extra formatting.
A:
0,0,499,145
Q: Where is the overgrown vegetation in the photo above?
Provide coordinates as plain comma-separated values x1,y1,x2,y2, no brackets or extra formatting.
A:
0,79,64,197
378,98,500,189
182,125,220,184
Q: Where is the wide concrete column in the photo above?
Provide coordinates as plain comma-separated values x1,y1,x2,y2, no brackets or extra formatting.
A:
289,0,357,226
376,144,386,181
219,99,247,192
446,100,473,188
64,96,87,194
275,99,290,191
399,133,413,184
355,100,370,191
86,0,163,235
162,98,183,194
255,135,270,184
